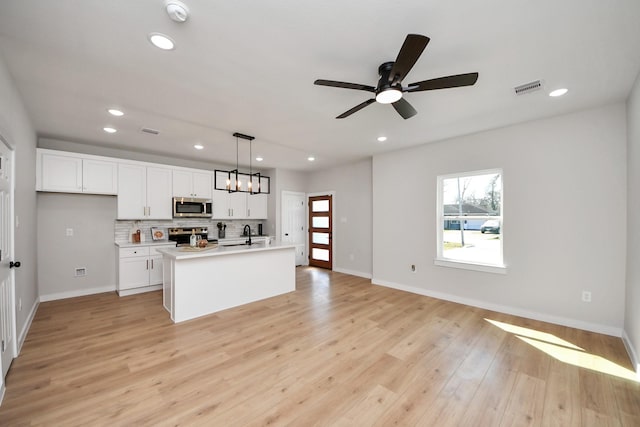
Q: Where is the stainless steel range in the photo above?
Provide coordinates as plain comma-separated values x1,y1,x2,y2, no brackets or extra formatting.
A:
168,227,211,245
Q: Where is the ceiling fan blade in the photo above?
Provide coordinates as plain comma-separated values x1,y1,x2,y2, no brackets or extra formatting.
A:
406,72,479,92
336,99,376,119
314,79,376,93
389,34,430,84
392,98,417,119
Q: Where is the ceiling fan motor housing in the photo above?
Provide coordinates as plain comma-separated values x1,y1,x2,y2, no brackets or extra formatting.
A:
376,62,403,103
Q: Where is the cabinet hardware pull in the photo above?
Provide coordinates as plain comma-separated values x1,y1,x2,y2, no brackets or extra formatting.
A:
151,259,154,269
146,260,149,270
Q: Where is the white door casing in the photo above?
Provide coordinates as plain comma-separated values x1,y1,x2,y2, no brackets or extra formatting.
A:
0,136,16,381
281,191,306,265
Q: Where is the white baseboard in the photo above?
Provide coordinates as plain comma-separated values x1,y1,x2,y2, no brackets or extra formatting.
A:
372,278,623,337
39,285,116,302
117,284,161,297
622,329,640,376
333,267,372,279
17,297,39,355
0,383,5,406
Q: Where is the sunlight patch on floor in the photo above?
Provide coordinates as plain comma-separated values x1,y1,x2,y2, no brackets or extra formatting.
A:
485,318,639,382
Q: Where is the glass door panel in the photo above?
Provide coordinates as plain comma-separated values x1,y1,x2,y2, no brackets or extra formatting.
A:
311,199,329,212
312,232,330,245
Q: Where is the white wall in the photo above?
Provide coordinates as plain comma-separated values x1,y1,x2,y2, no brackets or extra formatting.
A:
373,103,627,335
306,159,372,278
626,72,640,370
37,193,117,300
0,53,38,352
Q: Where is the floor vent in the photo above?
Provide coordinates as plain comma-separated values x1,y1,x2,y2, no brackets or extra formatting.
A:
514,80,542,95
141,127,160,135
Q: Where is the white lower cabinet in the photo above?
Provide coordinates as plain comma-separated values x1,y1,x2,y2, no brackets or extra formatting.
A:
117,244,174,296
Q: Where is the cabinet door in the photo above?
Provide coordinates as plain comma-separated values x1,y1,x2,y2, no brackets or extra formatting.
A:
172,170,192,197
149,255,163,285
146,167,173,219
212,189,230,219
192,172,212,199
83,159,118,194
212,171,231,219
118,256,150,290
247,193,268,219
227,174,248,218
117,163,146,219
40,152,83,193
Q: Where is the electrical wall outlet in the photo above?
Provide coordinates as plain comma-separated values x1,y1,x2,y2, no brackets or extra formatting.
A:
75,267,87,277
582,291,592,303
66,228,74,237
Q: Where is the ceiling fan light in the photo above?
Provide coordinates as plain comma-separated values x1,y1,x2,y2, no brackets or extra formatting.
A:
376,88,402,104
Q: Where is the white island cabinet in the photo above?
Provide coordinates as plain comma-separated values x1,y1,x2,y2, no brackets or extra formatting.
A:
159,243,295,323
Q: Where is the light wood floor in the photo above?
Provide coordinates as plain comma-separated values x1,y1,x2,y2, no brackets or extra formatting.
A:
1,267,639,426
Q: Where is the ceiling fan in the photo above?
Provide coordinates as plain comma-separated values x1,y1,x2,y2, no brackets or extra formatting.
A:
314,34,479,120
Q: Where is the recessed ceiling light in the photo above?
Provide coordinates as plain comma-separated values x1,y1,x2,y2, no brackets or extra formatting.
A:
107,108,124,117
255,157,263,162
103,127,117,134
377,136,387,142
307,156,315,162
148,33,175,50
194,144,204,150
549,88,568,97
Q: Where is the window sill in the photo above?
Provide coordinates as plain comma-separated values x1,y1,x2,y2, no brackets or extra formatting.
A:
434,258,507,275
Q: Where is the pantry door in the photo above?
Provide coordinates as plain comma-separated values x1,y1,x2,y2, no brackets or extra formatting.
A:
308,195,332,270
0,137,15,380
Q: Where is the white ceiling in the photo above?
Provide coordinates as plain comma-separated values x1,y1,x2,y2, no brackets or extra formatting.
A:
1,0,640,171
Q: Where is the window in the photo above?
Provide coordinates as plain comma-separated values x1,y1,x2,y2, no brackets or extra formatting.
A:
436,169,505,273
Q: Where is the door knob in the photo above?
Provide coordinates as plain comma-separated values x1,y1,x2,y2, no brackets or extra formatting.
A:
10,261,21,268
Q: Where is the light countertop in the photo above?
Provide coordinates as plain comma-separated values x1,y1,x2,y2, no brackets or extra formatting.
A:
157,241,294,260
115,241,177,248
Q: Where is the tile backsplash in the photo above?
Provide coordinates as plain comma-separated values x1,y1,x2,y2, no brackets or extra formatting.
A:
115,219,265,244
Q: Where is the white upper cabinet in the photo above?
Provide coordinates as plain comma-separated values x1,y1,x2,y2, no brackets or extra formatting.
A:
82,158,118,194
118,164,172,220
37,149,118,195
172,169,212,199
247,193,268,219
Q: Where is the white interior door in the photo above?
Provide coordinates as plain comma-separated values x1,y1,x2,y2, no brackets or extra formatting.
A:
0,138,15,380
281,191,306,265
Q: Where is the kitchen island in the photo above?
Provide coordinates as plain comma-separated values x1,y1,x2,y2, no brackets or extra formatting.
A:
158,242,296,323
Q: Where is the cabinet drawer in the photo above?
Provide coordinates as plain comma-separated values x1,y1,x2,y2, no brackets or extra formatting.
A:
119,246,150,257
150,245,175,256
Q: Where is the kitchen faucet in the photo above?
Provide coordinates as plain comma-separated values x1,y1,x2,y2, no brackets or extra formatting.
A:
244,224,252,245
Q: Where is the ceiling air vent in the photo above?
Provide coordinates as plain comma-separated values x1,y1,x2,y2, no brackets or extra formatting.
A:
141,127,160,135
514,80,542,96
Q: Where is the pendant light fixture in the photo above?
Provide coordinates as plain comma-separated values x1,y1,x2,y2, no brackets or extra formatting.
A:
216,132,270,194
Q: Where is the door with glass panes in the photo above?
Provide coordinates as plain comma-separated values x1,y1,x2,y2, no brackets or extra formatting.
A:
308,195,332,269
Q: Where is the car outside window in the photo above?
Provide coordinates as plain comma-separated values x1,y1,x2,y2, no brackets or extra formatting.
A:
436,169,505,273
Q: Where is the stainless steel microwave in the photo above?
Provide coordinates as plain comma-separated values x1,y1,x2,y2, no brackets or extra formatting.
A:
172,197,212,218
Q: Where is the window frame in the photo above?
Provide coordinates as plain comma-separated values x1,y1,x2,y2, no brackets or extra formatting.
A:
435,168,506,274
